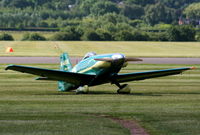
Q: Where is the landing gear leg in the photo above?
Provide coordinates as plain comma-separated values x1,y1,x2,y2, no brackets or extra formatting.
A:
76,85,89,94
114,82,131,94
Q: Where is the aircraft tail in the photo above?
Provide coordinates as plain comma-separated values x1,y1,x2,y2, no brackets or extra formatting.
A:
60,53,73,71
58,53,73,91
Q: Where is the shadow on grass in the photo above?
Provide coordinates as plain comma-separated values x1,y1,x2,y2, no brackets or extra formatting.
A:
35,90,200,96
35,91,163,96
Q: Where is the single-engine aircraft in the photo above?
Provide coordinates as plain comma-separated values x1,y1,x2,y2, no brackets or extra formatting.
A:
5,52,195,94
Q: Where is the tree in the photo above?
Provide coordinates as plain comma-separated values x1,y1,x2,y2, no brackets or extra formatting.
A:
184,2,200,19
160,0,200,9
126,0,155,6
0,33,14,41
8,0,34,9
82,30,101,41
132,31,149,41
144,2,176,25
78,0,97,15
96,29,113,41
167,25,196,41
90,1,119,16
51,27,81,41
114,30,134,41
121,4,144,19
196,32,200,41
22,33,46,41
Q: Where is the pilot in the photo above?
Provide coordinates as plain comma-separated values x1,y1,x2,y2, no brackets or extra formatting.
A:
83,52,97,59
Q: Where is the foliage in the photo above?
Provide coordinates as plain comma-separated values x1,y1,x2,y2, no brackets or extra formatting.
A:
148,32,168,41
167,25,196,41
51,31,81,41
120,4,144,19
96,29,113,41
0,0,199,29
51,26,82,41
114,30,149,41
195,32,200,41
0,33,14,40
81,30,101,41
144,2,176,25
114,30,134,41
22,33,46,41
90,1,119,16
0,0,199,41
184,2,200,19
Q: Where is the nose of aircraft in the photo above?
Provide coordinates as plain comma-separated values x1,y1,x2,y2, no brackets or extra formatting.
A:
111,53,125,60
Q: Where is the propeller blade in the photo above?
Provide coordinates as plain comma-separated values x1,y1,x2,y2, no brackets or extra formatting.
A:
125,57,143,62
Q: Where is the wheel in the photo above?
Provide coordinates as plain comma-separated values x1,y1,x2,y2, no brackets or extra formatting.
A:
117,84,131,94
76,85,89,94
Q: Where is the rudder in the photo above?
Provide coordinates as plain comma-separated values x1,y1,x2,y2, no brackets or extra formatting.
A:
60,53,72,71
58,53,74,91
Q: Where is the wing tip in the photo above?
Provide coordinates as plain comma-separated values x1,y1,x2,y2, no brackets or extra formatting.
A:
5,64,15,70
190,66,196,70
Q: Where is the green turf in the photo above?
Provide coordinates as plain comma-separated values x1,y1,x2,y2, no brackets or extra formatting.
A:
0,31,55,41
0,64,200,135
0,41,200,57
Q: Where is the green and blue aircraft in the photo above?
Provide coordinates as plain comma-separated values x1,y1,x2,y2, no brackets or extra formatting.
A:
5,52,195,94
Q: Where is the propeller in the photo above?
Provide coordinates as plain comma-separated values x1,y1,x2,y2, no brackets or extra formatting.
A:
125,57,143,62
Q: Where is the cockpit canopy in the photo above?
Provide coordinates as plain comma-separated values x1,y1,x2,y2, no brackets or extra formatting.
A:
83,52,97,59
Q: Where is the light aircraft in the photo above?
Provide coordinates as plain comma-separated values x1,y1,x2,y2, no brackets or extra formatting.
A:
5,52,195,94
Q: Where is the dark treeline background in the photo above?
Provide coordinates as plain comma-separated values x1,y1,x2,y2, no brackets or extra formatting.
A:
0,0,200,41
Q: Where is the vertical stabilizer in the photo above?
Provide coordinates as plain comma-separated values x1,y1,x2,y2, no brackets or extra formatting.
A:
60,53,72,71
58,53,73,91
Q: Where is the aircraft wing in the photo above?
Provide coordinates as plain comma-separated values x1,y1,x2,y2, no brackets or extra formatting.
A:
116,67,194,83
5,65,96,85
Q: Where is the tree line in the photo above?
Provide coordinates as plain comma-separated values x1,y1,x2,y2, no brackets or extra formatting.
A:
1,25,199,41
0,0,200,41
0,0,200,28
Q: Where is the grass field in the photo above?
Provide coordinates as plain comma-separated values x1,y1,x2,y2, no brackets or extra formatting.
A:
0,41,200,57
0,64,200,135
0,31,55,41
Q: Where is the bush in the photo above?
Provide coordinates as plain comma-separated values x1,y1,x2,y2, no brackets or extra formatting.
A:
167,25,196,41
132,31,149,41
148,32,168,41
96,29,113,41
51,28,81,41
114,30,134,41
129,19,144,27
51,32,76,41
0,33,14,41
22,33,46,41
81,30,101,41
114,30,149,41
196,32,200,41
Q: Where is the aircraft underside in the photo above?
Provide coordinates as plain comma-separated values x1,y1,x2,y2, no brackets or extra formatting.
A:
75,83,131,94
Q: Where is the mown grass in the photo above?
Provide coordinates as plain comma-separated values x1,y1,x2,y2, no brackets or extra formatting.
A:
0,64,200,135
0,31,55,41
0,41,200,57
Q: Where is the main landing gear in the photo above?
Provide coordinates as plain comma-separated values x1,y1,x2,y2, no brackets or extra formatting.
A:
114,82,131,94
76,85,89,94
